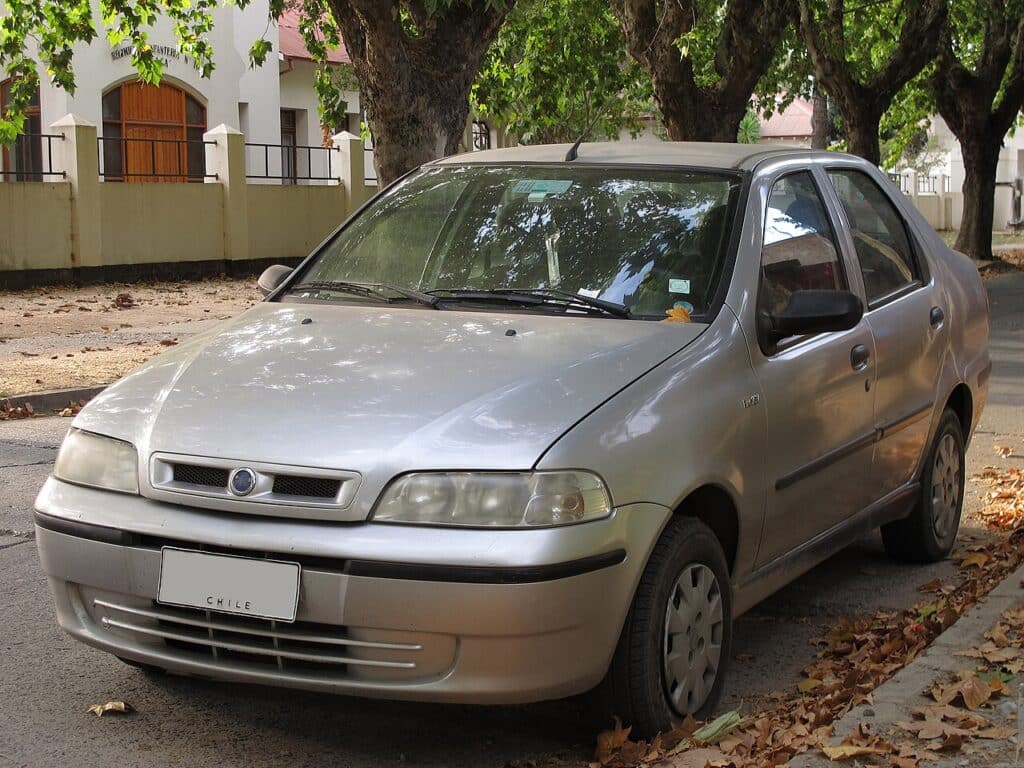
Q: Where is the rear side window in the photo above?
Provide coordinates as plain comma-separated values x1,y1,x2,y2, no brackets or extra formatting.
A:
760,171,845,316
826,169,919,305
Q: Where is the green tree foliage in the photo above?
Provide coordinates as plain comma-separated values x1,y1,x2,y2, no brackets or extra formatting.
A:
736,111,760,143
797,0,946,165
471,0,650,145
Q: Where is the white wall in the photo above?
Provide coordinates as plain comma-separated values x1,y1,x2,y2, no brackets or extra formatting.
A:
278,58,360,181
931,116,1024,230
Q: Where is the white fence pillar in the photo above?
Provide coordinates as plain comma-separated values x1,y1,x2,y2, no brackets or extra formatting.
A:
204,124,250,263
50,114,102,269
333,130,371,213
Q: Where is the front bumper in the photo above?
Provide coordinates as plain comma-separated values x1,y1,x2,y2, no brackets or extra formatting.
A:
35,478,669,704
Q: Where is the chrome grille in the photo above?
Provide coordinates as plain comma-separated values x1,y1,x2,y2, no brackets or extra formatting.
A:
272,474,341,499
94,598,421,675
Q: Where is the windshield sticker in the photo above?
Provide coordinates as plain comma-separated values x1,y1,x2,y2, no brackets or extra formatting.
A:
577,288,601,298
668,278,691,294
513,179,573,202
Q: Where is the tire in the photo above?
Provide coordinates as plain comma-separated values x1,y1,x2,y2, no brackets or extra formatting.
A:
600,516,732,738
881,408,965,563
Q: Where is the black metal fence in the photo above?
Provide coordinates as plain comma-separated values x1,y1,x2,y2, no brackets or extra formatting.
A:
245,142,339,183
916,175,951,194
97,136,217,182
1,133,66,180
887,172,909,193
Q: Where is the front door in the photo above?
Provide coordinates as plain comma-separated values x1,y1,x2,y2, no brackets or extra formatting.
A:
101,82,207,182
826,167,946,496
748,170,878,568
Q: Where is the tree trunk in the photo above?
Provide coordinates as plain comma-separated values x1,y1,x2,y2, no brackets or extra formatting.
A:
841,105,883,166
657,91,748,142
612,0,792,145
955,139,1001,261
811,88,828,149
326,1,509,186
364,76,476,185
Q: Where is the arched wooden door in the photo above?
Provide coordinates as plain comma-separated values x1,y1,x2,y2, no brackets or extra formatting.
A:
101,82,207,182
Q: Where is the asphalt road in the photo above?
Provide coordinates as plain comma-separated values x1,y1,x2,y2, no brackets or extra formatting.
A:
2,273,1023,768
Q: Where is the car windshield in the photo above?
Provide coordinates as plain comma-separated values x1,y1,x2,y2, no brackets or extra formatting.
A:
285,165,742,320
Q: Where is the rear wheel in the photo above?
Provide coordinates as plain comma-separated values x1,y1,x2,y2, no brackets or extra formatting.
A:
602,517,732,738
882,408,965,563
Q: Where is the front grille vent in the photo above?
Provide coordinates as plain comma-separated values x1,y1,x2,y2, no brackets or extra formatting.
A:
92,598,422,679
272,475,340,499
150,454,361,518
172,463,229,489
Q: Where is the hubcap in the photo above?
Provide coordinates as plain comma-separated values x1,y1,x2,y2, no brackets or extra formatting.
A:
932,432,961,540
663,563,724,715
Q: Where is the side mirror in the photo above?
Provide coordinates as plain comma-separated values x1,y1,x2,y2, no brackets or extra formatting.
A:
257,265,293,297
767,289,863,343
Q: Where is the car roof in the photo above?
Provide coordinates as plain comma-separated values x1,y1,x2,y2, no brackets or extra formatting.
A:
429,141,843,172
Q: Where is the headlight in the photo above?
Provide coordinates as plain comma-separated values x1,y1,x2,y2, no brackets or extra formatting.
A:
373,471,612,527
53,429,139,495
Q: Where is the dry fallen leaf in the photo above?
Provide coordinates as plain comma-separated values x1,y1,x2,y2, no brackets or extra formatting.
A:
662,307,692,323
595,717,633,764
663,747,729,767
960,552,990,570
798,678,823,693
819,742,891,760
86,700,133,717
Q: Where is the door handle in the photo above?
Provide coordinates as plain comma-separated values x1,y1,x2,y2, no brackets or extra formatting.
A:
851,344,871,371
930,306,945,329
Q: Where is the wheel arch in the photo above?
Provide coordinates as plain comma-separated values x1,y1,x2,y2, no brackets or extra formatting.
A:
672,484,740,577
944,382,973,441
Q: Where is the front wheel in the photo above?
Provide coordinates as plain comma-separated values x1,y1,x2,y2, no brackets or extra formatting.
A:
602,517,732,738
881,408,965,563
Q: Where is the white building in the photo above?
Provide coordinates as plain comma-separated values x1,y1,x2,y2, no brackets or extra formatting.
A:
0,0,370,184
930,117,1024,231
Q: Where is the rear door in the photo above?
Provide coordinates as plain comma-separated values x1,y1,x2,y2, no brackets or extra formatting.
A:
824,167,945,497
749,170,878,567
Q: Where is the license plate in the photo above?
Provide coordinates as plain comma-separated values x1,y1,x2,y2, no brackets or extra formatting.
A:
158,548,301,622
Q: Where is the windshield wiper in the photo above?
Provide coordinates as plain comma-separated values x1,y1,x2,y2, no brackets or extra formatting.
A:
428,288,630,318
496,288,632,318
287,281,440,308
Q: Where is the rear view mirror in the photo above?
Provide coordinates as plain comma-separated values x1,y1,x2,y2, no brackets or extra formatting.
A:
258,265,293,297
768,289,863,343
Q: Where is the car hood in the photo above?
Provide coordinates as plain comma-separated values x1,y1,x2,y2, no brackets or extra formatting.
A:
74,302,705,511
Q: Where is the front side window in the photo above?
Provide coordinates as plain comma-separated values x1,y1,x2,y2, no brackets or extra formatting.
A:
760,171,845,317
289,165,741,320
827,169,919,305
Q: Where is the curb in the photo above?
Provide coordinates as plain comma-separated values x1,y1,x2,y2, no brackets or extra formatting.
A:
1,385,107,414
790,560,1024,766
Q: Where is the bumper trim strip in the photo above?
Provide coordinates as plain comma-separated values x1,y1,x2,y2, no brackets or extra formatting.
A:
34,510,132,545
35,511,628,584
345,549,628,584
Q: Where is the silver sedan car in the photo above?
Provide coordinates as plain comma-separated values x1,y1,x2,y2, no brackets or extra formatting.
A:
35,143,989,737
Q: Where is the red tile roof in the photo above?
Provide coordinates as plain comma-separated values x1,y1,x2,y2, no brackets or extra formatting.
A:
759,98,814,139
278,8,350,64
